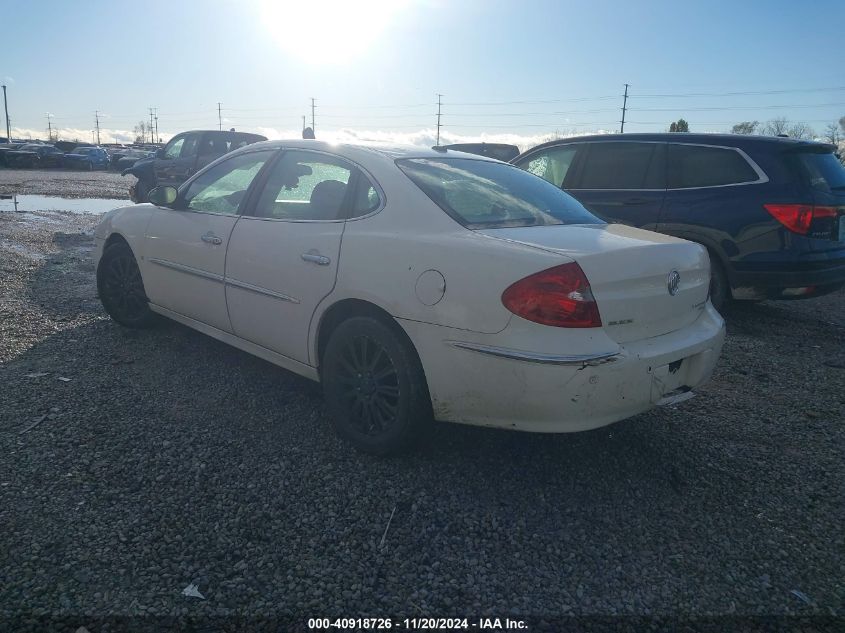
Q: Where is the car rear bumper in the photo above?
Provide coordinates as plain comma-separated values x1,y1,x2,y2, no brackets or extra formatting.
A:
399,305,725,433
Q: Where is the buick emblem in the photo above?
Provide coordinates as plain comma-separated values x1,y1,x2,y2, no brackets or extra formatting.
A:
667,270,681,296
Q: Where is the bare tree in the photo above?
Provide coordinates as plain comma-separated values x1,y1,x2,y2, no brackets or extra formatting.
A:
787,122,814,140
823,123,841,145
133,120,148,144
731,121,758,135
761,117,790,136
760,117,814,140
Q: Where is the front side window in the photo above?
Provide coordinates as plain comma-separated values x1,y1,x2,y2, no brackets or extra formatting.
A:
576,142,663,190
398,157,602,229
519,146,579,187
182,150,275,215
668,144,759,189
252,150,356,221
164,136,184,159
180,134,200,159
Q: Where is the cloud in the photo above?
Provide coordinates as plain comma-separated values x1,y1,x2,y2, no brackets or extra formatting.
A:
9,125,614,152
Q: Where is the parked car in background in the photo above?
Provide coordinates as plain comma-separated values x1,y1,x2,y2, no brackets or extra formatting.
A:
63,146,110,170
4,144,64,168
512,134,845,310
95,141,724,454
122,130,267,202
0,142,27,167
112,148,156,171
440,142,521,162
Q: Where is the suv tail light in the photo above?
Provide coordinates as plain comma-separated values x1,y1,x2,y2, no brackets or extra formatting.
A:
763,203,838,237
501,262,602,328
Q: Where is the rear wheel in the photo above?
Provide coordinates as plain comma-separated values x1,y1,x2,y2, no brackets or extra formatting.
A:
322,317,431,455
97,242,158,328
708,252,731,312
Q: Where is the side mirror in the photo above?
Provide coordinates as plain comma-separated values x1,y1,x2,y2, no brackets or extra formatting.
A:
148,186,178,207
156,148,166,159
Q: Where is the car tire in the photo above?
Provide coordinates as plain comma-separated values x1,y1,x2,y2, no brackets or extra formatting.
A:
322,316,431,455
708,252,731,312
96,241,158,328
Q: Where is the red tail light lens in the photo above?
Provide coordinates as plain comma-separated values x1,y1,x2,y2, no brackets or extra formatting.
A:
501,262,602,328
763,204,839,235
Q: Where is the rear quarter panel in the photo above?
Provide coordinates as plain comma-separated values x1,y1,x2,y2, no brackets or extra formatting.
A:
313,166,573,355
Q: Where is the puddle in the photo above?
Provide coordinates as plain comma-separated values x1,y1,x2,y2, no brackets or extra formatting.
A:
0,194,130,214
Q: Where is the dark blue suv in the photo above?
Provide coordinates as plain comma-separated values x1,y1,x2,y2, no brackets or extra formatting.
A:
512,133,845,310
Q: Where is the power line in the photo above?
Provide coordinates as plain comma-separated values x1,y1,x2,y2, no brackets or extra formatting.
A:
630,85,845,98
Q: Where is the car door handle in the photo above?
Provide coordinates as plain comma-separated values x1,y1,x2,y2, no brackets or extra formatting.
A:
201,232,223,245
301,252,331,265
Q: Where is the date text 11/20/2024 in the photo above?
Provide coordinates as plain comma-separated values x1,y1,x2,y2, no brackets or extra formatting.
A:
308,617,528,630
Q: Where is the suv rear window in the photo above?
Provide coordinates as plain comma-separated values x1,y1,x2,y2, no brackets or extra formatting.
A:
397,157,602,229
796,151,845,193
668,144,759,189
576,142,664,190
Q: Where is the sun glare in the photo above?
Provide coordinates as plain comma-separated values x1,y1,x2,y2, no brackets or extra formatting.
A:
259,0,407,64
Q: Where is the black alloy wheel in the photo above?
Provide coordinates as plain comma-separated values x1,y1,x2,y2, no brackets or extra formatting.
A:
322,317,431,455
97,242,158,328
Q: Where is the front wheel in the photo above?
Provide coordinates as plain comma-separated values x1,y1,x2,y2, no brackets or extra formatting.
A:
322,317,431,455
97,242,158,328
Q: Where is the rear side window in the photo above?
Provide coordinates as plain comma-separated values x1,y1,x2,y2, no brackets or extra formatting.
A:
397,157,602,229
519,146,579,188
668,144,759,189
796,151,845,192
576,142,664,190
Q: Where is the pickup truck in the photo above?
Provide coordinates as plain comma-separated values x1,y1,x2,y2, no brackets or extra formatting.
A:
123,130,267,202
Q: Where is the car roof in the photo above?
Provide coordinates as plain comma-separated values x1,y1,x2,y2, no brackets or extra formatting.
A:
239,139,502,162
516,132,834,159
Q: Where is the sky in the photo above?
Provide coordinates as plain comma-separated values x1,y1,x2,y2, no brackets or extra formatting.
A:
2,0,844,149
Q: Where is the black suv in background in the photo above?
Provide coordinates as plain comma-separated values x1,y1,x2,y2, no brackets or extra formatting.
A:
512,134,845,309
124,130,266,202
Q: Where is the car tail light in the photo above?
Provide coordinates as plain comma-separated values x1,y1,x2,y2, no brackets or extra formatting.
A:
501,262,602,328
763,204,838,236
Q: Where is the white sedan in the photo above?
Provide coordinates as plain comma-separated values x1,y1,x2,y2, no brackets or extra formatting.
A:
94,141,725,454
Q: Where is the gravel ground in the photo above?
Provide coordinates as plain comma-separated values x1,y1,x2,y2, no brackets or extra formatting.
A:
0,174,843,630
0,168,132,199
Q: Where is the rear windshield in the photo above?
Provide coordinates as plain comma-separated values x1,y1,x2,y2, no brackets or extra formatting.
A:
797,151,845,192
397,157,602,229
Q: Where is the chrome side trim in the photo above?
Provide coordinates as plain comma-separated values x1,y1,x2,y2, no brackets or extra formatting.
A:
448,341,619,365
148,258,223,282
225,277,300,304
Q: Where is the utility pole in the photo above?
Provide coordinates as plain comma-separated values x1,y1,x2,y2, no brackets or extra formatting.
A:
435,93,443,146
149,107,155,143
217,102,222,131
310,98,316,134
2,85,11,142
94,110,101,145
46,113,54,142
154,109,159,143
302,115,306,132
620,83,629,134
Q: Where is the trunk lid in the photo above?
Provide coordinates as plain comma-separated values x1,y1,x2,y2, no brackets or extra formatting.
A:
478,223,711,343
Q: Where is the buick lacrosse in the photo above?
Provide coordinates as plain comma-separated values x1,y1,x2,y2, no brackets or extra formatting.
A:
94,141,725,454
